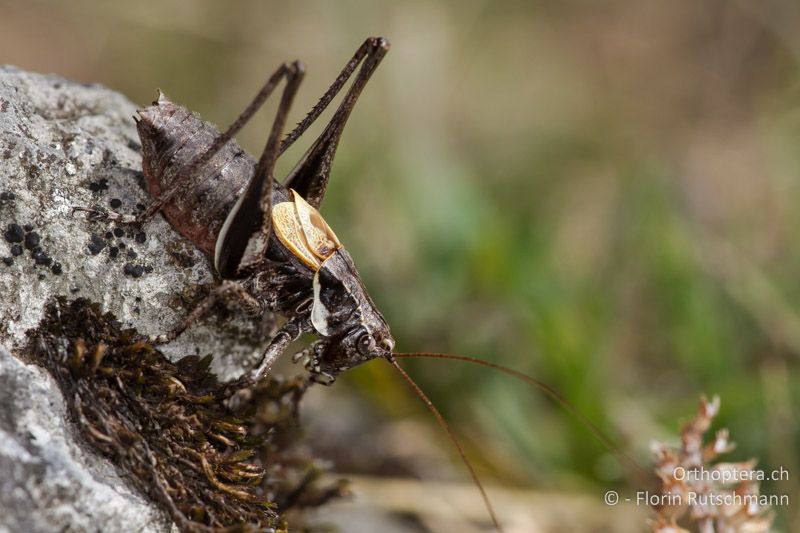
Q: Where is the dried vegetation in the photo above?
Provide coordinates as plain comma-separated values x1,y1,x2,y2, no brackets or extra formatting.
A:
28,297,346,532
650,396,774,533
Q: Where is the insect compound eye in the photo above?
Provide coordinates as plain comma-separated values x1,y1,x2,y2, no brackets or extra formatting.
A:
356,332,376,356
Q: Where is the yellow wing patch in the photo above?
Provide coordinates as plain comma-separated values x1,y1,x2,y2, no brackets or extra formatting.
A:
271,190,342,270
272,201,321,269
291,190,341,260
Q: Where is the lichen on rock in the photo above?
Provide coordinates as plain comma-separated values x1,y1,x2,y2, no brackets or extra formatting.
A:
0,64,264,379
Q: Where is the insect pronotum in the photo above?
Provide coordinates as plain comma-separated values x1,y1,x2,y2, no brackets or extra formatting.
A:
75,37,643,531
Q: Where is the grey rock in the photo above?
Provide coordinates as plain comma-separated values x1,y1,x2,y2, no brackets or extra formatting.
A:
0,66,265,531
0,346,173,532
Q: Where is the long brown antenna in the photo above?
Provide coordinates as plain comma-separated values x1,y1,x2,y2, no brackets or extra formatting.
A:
388,358,502,532
393,352,647,480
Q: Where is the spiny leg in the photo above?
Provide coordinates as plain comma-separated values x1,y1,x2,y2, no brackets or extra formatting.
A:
248,316,308,382
155,62,303,344
280,36,389,155
283,37,390,208
222,316,308,408
150,280,261,345
214,62,304,278
153,64,305,344
73,61,306,226
74,37,390,226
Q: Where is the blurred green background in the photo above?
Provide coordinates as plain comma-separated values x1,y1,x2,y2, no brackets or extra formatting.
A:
3,0,800,529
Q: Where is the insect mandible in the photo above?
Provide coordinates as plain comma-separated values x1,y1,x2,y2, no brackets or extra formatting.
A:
74,37,642,531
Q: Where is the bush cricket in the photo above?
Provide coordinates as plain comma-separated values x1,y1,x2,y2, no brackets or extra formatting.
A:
75,37,642,531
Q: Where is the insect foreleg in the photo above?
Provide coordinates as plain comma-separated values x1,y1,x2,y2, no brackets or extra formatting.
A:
248,316,309,382
150,280,262,345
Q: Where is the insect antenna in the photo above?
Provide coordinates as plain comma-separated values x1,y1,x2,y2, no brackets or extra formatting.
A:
388,358,502,532
393,352,648,480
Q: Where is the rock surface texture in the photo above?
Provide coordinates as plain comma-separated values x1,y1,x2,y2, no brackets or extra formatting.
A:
0,66,265,532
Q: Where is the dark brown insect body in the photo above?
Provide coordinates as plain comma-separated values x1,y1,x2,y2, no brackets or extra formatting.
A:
105,38,394,384
74,38,640,531
137,94,254,258
135,87,395,381
136,96,302,314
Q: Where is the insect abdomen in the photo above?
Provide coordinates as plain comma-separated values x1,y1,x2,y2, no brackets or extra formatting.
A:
136,93,254,256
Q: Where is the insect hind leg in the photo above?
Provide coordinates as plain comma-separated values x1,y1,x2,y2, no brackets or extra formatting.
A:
282,37,390,208
214,62,305,278
73,61,307,228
